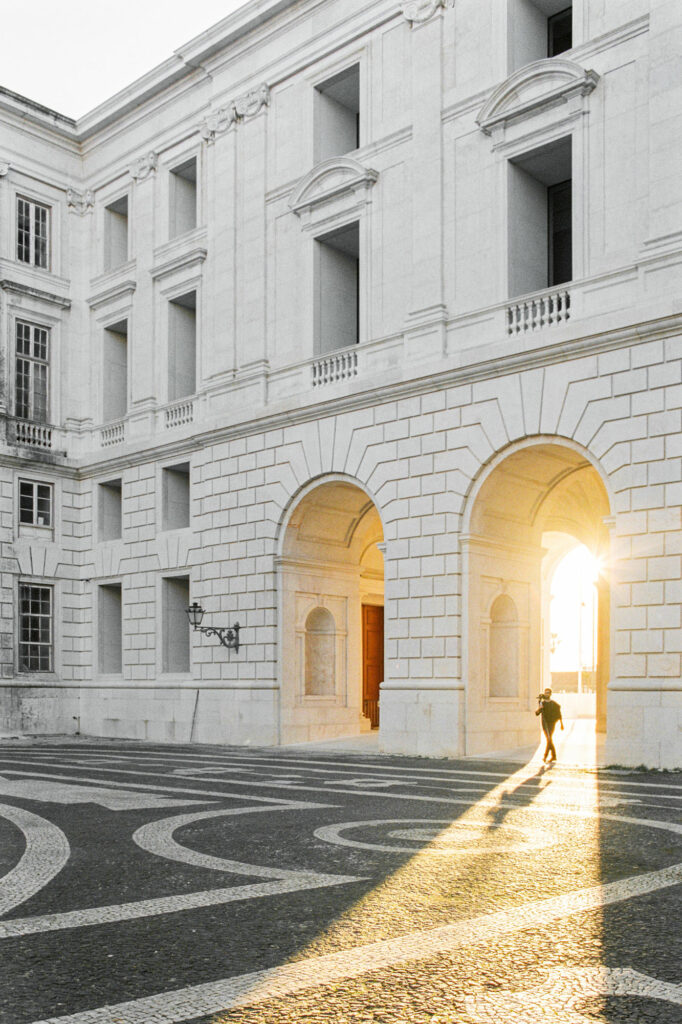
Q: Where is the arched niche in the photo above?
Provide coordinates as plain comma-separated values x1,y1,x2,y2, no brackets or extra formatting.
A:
488,594,519,699
304,606,336,696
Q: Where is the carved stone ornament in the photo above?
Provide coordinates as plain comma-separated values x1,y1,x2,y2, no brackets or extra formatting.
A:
201,84,270,143
234,83,270,120
66,187,95,215
0,161,10,177
201,104,238,143
401,0,454,25
129,151,159,181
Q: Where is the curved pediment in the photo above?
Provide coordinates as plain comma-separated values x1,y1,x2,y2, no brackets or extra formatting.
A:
289,157,378,216
477,59,599,135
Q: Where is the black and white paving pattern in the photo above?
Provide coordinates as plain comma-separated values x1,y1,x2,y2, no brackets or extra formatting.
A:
0,740,679,1023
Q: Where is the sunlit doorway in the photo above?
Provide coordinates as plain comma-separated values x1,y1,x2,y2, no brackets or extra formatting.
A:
542,541,607,736
278,479,384,743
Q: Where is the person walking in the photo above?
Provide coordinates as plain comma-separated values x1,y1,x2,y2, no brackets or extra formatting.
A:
535,687,564,763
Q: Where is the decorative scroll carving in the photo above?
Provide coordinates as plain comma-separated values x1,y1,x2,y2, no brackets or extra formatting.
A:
0,161,10,177
129,151,158,181
66,187,94,215
201,83,270,143
401,0,454,25
201,104,238,143
234,83,270,120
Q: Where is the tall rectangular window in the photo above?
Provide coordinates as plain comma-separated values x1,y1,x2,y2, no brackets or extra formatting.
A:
104,195,129,271
19,480,52,527
168,291,196,400
15,321,49,422
162,462,190,530
508,137,572,298
315,65,360,163
548,7,572,57
170,159,197,238
98,583,123,675
507,2,572,71
162,575,190,673
98,479,122,541
102,320,128,422
315,222,359,353
17,197,49,269
18,583,53,672
548,179,572,286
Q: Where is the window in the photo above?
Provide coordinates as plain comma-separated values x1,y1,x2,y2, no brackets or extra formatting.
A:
168,291,196,400
507,1,572,71
162,462,190,530
98,583,123,675
508,136,572,297
104,195,129,271
315,222,359,353
17,197,49,269
162,575,190,673
170,158,197,238
315,64,360,163
102,320,128,422
18,583,53,672
548,7,572,57
15,321,49,422
19,480,52,527
98,479,122,541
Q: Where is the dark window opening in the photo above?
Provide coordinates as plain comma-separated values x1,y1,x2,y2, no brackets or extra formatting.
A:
548,179,572,286
548,7,572,56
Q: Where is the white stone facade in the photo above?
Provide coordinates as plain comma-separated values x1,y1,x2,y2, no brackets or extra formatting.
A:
0,0,680,767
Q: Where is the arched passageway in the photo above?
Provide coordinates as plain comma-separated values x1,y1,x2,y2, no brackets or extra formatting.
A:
463,442,611,756
278,479,384,743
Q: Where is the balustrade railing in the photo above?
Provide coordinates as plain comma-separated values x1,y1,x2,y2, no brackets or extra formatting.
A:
12,420,53,450
312,349,359,387
100,420,125,448
507,288,571,335
165,399,194,429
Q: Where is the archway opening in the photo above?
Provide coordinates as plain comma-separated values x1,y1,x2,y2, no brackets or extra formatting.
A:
279,480,384,743
465,442,611,757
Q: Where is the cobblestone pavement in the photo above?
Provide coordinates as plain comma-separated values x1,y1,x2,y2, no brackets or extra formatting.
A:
0,740,679,1023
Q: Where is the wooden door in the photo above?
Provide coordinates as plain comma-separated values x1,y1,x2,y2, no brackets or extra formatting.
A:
362,604,384,728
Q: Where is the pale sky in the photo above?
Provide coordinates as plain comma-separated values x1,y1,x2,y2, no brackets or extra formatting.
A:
0,0,252,119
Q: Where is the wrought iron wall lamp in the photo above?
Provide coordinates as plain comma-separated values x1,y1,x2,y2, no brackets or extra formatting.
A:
186,601,240,652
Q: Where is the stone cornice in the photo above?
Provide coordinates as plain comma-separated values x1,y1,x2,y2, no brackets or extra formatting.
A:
150,246,208,281
87,278,137,310
289,157,379,216
477,59,599,135
0,278,71,309
69,310,682,477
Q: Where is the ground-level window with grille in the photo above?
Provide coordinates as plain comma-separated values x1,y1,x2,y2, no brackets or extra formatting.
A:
19,583,53,672
15,321,49,422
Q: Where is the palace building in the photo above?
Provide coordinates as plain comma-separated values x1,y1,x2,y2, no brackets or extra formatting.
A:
0,0,680,767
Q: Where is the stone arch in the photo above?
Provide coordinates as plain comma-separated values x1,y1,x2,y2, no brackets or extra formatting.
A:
277,474,385,743
462,437,612,755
